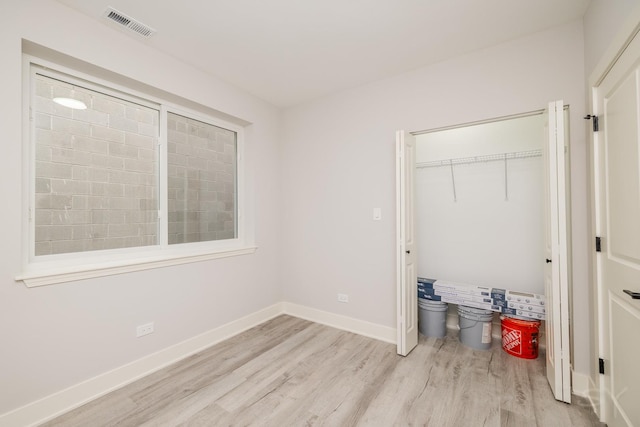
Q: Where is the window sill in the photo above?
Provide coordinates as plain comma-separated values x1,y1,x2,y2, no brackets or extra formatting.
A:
16,246,258,288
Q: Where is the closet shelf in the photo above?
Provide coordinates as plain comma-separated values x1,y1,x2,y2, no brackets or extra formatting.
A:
416,149,542,169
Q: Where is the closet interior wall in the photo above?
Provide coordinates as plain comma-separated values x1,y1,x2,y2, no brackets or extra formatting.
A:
415,113,545,295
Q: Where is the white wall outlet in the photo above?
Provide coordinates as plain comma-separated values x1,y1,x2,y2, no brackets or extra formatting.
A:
136,322,154,337
337,293,349,303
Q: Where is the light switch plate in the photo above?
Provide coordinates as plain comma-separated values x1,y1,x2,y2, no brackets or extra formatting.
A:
373,208,382,220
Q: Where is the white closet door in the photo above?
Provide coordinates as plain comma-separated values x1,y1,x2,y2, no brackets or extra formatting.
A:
396,130,418,356
543,100,571,403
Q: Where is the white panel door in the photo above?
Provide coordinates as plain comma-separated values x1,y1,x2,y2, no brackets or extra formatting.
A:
595,30,640,427
396,130,418,356
543,100,572,403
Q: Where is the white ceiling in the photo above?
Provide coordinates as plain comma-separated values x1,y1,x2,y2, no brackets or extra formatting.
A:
57,0,591,108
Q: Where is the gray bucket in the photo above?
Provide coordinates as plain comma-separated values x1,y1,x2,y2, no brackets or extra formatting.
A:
418,300,448,338
458,305,493,350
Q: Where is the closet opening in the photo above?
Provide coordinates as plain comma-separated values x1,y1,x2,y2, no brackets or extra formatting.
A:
396,102,572,402
414,111,549,296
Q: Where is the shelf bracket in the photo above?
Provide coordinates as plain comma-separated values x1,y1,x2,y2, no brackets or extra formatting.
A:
449,160,457,202
504,155,509,201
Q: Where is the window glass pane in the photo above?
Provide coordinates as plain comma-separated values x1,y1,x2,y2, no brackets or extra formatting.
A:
167,112,237,244
34,73,159,255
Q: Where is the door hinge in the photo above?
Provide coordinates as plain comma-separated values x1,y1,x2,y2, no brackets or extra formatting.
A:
595,236,602,252
599,358,605,375
584,114,599,132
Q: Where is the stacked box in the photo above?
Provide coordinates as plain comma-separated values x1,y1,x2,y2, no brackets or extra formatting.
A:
417,280,436,299
417,289,442,301
504,290,546,320
419,293,442,301
434,280,504,312
433,279,492,297
491,288,507,302
506,290,545,306
439,296,503,312
417,278,441,301
437,291,494,305
501,308,545,321
416,278,546,320
507,301,546,315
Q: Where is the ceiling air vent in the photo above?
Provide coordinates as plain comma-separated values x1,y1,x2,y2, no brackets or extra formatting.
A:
102,7,156,38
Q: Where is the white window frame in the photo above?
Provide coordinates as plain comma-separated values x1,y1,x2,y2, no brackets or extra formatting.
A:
17,56,255,287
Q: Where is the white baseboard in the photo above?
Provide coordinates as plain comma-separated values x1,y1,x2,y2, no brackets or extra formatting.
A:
0,303,284,427
588,375,601,420
282,302,396,344
572,371,600,419
572,370,591,398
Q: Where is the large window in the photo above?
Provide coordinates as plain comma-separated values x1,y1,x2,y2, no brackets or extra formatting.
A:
21,60,249,286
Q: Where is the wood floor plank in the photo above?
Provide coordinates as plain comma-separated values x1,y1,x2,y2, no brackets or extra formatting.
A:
499,409,537,427
44,315,603,427
357,336,446,425
259,335,383,426
42,395,138,427
136,372,246,427
176,403,231,427
496,351,537,420
427,341,500,427
306,342,397,426
215,324,345,412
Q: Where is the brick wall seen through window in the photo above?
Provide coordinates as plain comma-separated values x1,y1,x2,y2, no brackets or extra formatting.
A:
167,113,237,244
34,74,159,256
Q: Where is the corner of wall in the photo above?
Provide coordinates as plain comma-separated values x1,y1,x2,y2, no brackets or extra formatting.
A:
571,370,600,419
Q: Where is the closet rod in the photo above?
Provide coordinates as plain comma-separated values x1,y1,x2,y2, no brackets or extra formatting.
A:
416,149,542,169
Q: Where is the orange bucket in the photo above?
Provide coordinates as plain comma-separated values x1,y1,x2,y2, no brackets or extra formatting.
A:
501,316,541,359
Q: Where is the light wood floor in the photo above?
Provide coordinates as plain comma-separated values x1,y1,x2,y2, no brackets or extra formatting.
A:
44,315,603,427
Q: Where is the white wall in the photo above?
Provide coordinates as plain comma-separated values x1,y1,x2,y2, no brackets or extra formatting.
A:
583,0,640,79
0,0,281,417
281,21,590,373
415,114,544,162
